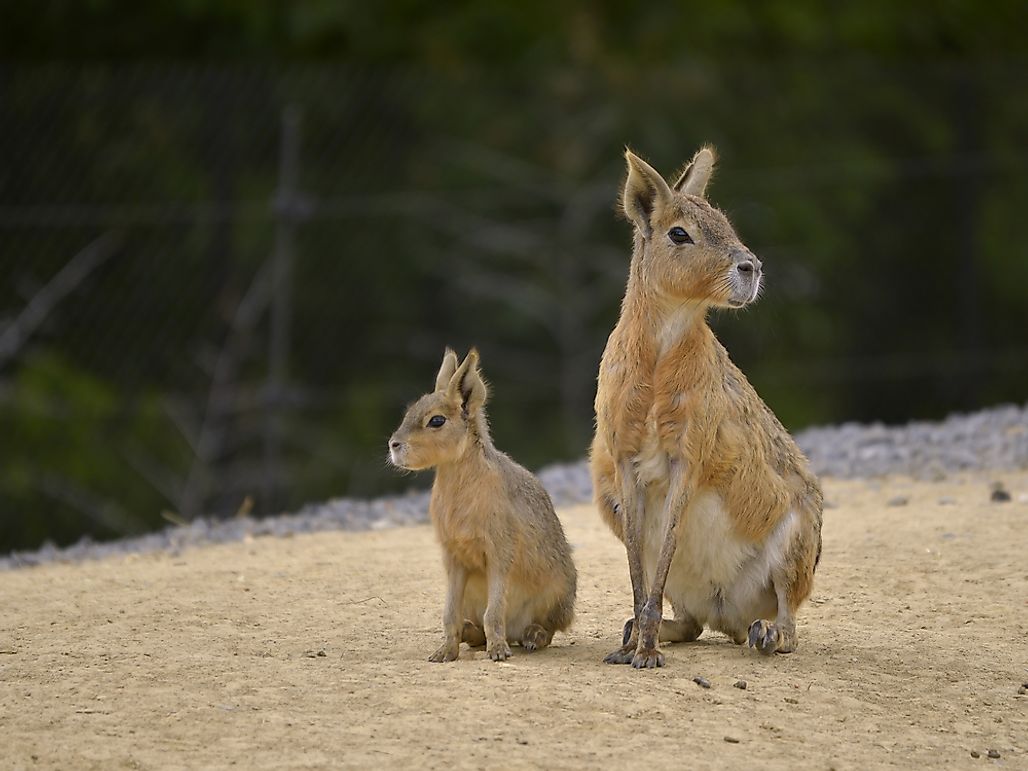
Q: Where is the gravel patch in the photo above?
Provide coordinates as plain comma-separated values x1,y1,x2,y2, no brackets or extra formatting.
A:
3,403,1026,569
795,403,1028,480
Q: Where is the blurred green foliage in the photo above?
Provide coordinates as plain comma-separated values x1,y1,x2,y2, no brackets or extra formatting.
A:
1,2,1027,552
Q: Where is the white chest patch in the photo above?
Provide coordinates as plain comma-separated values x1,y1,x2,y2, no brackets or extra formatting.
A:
658,315,689,355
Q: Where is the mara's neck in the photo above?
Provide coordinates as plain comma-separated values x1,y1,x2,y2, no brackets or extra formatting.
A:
623,259,711,358
432,415,496,486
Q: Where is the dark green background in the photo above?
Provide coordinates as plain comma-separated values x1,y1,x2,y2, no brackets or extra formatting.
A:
2,2,1026,552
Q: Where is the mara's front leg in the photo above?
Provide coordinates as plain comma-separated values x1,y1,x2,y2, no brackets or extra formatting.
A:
483,559,513,662
632,459,689,669
604,459,649,664
429,555,467,662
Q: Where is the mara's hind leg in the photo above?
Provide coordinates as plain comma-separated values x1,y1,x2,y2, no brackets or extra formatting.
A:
521,623,554,652
520,578,573,653
747,506,819,656
748,545,816,655
622,612,703,646
462,621,486,648
747,588,796,656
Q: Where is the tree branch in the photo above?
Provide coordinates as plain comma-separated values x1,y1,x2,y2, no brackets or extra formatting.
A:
0,232,121,371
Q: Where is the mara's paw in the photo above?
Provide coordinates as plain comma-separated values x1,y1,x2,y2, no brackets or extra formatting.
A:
487,640,512,662
747,619,778,654
631,646,665,669
747,620,788,655
747,619,798,654
521,624,551,653
428,643,460,663
603,640,637,665
461,621,486,648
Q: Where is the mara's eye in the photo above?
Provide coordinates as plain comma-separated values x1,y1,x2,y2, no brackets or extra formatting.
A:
427,415,446,428
668,226,694,245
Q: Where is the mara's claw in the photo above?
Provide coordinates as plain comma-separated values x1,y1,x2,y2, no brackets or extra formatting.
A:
521,624,551,653
630,647,665,669
428,643,460,663
603,640,637,665
747,619,781,655
487,641,512,662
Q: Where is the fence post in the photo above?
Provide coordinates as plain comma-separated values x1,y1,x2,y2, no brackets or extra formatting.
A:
264,105,302,515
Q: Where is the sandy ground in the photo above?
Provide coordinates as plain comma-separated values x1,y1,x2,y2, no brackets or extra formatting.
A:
2,472,1026,770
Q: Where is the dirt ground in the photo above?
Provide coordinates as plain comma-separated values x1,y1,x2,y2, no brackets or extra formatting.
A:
2,471,1026,770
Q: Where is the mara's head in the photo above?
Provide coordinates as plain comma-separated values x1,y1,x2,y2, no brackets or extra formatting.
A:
388,348,489,471
622,146,762,309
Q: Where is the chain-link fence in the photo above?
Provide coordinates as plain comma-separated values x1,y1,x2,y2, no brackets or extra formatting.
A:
2,63,1026,551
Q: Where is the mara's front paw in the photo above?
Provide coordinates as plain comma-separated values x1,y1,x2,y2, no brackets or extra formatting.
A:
631,646,665,669
428,642,460,663
487,640,512,662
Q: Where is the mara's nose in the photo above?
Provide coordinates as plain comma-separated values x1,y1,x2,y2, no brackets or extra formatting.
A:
389,440,402,450
737,255,762,275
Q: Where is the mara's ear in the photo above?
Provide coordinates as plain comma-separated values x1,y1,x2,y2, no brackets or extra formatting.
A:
447,348,488,415
673,145,717,197
622,149,673,238
434,347,459,392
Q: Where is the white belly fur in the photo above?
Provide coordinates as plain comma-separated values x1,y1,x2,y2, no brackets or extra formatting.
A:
642,485,797,639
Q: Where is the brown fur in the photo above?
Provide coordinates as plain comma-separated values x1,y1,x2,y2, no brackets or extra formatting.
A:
591,148,823,668
389,349,577,662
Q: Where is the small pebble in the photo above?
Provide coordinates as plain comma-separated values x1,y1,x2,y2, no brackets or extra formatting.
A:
1018,685,1026,695
887,495,909,507
692,676,711,689
987,749,1000,759
733,680,747,690
970,750,980,758
938,496,957,506
784,697,799,704
723,736,740,744
990,482,1011,503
